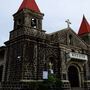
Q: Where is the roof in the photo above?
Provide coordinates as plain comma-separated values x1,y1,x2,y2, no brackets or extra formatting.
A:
49,28,69,35
49,27,87,49
78,15,90,35
18,0,40,13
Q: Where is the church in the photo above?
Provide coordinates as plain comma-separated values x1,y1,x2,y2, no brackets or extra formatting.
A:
0,0,90,90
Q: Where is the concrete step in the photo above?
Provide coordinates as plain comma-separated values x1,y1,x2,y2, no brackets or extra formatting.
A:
72,87,84,90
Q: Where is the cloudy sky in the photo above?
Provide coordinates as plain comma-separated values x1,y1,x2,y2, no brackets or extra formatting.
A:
0,0,90,45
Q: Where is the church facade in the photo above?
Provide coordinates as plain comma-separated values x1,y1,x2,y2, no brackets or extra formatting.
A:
0,0,90,90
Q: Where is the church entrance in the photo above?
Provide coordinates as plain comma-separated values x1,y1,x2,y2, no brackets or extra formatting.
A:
68,65,80,87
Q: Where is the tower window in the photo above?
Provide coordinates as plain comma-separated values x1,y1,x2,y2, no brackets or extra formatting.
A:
17,19,22,26
16,19,22,29
31,18,37,28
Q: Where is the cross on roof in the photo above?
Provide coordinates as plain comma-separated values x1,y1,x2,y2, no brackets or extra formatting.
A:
65,19,71,28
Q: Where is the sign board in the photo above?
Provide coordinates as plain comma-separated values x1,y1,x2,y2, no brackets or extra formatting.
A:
43,71,48,79
69,52,88,61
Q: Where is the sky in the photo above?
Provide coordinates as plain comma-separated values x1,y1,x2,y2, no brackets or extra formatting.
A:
0,0,90,45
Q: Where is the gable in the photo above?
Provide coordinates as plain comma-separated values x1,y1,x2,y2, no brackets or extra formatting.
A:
67,28,87,49
50,28,87,49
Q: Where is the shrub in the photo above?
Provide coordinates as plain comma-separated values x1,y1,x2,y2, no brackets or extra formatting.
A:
38,74,63,90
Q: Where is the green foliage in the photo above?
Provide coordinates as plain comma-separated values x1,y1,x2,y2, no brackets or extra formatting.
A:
48,74,56,83
38,74,63,90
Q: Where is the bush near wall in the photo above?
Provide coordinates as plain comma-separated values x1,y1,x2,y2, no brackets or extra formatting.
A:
38,74,63,90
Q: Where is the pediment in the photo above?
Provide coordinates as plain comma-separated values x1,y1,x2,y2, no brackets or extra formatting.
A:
50,28,87,49
66,28,87,49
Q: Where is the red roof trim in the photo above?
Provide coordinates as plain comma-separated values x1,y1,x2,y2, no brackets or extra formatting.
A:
78,15,90,35
18,0,40,13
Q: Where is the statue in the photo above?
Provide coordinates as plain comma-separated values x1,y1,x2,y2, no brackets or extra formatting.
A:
49,62,54,74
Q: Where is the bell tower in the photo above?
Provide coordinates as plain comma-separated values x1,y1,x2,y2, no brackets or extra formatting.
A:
13,0,44,30
4,0,46,83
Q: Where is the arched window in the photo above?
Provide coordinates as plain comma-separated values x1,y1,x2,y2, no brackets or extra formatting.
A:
0,65,3,82
31,18,37,28
69,35,73,45
71,49,75,52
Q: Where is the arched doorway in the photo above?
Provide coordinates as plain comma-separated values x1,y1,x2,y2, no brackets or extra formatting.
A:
68,66,80,87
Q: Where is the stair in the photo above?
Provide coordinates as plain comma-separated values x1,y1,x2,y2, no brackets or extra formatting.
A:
71,87,84,90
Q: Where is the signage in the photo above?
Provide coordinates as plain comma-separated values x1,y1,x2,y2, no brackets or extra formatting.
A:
43,71,48,79
69,52,88,60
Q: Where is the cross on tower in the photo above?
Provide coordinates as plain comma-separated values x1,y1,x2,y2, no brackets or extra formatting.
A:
65,19,71,28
